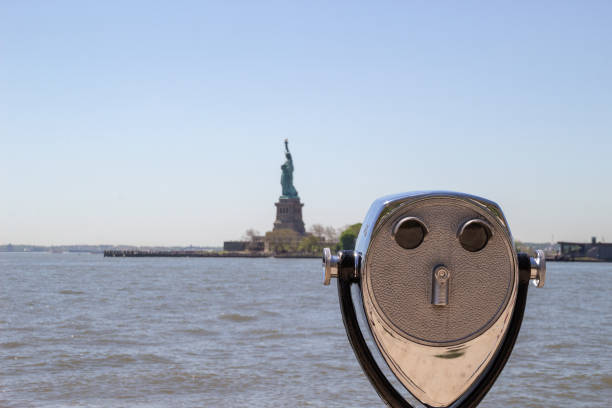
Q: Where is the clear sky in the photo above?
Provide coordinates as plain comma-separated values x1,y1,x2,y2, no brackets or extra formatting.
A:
1,1,611,246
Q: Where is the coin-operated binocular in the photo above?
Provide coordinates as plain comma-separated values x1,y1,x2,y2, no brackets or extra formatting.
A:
323,192,545,408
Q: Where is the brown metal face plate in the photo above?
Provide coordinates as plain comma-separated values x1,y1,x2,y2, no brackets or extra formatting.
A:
366,197,515,345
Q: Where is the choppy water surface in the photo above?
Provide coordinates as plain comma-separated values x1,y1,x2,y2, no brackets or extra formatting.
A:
1,253,611,407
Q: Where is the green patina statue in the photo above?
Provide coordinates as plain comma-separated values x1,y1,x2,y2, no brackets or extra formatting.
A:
281,139,299,198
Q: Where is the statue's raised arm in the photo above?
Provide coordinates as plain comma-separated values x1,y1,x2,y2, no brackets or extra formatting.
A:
284,139,293,168
280,139,299,198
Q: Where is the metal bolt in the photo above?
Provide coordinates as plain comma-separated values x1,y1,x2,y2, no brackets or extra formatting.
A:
322,248,340,285
435,267,450,282
529,249,546,288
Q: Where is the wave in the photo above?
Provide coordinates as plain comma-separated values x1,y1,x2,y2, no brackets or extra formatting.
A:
59,290,85,295
591,375,612,390
1,341,25,349
218,313,256,322
545,343,574,350
177,328,218,336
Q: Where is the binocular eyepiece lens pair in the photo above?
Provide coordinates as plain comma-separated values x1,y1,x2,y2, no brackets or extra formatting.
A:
394,217,493,253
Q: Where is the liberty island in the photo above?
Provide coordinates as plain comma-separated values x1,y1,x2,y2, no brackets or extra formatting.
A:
104,140,321,258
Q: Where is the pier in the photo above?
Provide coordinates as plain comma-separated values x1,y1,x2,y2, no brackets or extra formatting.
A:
103,250,319,258
103,250,269,258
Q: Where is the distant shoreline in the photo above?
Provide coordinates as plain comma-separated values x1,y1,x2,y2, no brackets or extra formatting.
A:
2,248,610,262
0,244,222,254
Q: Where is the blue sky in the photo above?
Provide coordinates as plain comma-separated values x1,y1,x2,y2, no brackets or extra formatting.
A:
1,1,611,246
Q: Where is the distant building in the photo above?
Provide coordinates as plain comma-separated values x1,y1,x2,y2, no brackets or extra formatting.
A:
223,241,247,251
223,236,265,252
247,236,265,252
558,238,612,261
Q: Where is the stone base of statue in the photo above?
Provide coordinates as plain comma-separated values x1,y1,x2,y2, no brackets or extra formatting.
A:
273,197,305,235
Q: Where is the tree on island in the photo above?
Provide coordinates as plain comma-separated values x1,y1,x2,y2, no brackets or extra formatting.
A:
310,224,326,239
339,223,362,250
298,235,324,255
324,226,339,242
263,223,361,255
309,224,339,242
243,229,260,241
265,229,301,253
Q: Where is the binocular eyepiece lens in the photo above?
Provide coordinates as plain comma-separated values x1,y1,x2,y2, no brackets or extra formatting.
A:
458,219,492,252
393,217,427,249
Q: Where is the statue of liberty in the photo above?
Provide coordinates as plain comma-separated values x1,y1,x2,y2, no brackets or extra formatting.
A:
281,139,299,198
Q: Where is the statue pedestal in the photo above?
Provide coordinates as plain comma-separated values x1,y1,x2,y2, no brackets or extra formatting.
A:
273,197,305,235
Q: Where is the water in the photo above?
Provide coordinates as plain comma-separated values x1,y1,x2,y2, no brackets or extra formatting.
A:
1,253,611,407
